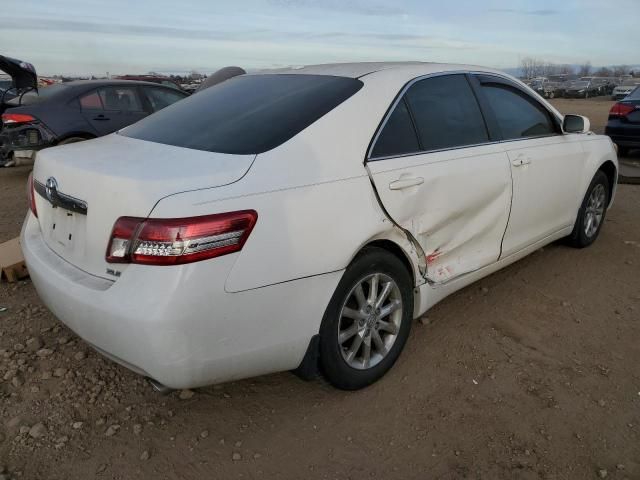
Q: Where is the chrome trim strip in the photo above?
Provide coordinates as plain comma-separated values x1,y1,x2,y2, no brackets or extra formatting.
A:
34,180,88,215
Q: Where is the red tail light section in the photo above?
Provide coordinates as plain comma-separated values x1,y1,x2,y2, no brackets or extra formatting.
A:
2,113,36,125
609,103,635,117
106,210,258,265
26,172,38,218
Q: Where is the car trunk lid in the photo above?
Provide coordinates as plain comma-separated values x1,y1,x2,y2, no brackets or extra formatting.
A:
32,134,255,279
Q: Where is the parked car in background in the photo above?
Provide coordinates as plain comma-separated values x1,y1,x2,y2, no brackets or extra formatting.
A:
22,63,618,391
612,80,640,100
564,80,598,98
530,78,560,98
115,75,184,91
606,86,640,156
1,80,187,165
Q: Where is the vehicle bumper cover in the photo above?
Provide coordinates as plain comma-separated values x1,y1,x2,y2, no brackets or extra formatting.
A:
0,123,55,160
21,214,342,388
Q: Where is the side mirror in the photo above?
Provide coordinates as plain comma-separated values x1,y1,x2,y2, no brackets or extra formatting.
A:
563,114,590,134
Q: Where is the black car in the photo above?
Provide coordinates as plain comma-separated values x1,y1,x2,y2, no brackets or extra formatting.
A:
564,80,598,98
0,80,187,164
605,86,640,156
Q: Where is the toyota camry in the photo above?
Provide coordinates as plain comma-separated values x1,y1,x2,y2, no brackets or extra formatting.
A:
22,62,618,391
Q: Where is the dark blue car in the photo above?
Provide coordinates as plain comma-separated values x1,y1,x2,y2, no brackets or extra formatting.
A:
0,79,187,164
605,86,640,157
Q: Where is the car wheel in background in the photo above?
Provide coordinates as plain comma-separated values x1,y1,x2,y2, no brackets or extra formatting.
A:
617,146,629,157
319,247,413,390
548,91,555,99
566,170,610,248
57,136,90,145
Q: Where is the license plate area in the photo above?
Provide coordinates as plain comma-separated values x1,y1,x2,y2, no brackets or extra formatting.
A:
50,207,77,248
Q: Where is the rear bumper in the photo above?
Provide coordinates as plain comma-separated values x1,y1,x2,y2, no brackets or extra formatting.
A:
605,124,640,148
21,214,341,388
0,122,56,160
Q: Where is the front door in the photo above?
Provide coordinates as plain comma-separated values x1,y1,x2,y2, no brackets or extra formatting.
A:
367,74,513,284
473,75,584,257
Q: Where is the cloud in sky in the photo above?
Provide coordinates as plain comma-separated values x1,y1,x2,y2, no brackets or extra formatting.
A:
0,0,637,76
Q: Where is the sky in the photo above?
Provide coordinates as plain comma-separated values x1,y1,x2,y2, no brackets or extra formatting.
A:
1,0,638,76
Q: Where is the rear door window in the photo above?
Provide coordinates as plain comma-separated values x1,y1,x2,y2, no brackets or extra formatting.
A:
371,99,420,158
143,87,186,112
404,74,489,151
79,91,103,110
121,74,363,155
480,83,556,140
98,87,143,112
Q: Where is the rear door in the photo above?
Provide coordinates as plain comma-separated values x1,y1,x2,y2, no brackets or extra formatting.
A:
81,86,147,135
367,74,513,284
473,74,585,257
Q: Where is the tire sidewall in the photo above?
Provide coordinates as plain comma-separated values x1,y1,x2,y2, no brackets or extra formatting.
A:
319,248,413,390
570,171,610,247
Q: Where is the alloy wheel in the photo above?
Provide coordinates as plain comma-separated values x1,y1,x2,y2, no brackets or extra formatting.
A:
584,183,606,238
337,273,403,370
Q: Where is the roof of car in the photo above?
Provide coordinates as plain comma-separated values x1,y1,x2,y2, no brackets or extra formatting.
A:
261,61,507,79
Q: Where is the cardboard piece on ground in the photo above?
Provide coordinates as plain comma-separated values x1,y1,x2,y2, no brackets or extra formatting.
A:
0,237,29,282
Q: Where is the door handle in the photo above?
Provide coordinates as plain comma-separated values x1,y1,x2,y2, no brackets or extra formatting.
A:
93,114,110,121
511,155,532,167
389,177,424,190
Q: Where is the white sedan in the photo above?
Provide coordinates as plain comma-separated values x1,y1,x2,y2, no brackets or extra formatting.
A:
22,62,618,391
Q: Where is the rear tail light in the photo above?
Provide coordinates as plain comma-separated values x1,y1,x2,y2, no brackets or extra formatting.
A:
26,172,37,218
106,210,258,265
2,113,36,125
609,103,635,117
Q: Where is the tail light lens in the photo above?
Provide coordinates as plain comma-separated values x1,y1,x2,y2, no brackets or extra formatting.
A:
106,210,258,265
609,103,635,117
2,113,36,125
26,172,38,218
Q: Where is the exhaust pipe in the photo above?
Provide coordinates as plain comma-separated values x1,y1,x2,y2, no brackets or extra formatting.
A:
146,377,173,395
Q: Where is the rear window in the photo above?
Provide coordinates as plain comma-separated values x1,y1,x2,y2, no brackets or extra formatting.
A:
121,74,363,155
6,83,69,106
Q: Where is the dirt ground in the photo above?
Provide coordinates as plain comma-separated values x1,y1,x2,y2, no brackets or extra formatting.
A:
0,99,639,480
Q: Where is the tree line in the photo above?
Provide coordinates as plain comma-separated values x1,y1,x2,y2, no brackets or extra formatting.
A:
519,57,633,79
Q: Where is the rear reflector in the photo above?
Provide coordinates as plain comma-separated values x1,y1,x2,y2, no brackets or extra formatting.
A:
2,113,36,125
609,103,635,117
106,210,258,265
26,172,37,218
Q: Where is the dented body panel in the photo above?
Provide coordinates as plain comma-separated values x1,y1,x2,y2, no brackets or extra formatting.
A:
367,143,512,283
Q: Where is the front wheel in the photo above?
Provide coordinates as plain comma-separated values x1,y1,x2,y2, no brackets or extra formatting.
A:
566,171,610,248
319,247,413,390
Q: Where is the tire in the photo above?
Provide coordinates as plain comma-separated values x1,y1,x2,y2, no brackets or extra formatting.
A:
319,247,413,390
57,136,89,145
566,171,610,248
585,91,589,99
549,91,555,99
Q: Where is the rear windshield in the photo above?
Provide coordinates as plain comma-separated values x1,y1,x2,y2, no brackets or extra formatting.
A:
627,87,640,100
121,74,363,155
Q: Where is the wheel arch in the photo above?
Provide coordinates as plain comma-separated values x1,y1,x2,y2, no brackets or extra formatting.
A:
597,160,617,206
55,132,96,145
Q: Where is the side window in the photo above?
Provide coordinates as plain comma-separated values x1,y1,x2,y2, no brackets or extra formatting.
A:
371,98,420,158
480,84,556,139
144,88,185,112
98,87,143,112
79,91,103,110
405,75,489,151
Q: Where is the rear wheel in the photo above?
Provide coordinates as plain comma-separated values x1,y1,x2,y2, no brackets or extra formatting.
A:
58,136,90,146
566,171,609,248
319,247,413,390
